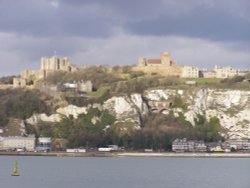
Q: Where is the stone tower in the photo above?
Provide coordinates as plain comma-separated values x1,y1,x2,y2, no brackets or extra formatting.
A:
138,57,146,66
160,52,171,66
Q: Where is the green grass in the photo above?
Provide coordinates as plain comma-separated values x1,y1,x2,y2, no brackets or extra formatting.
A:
180,78,222,85
87,86,109,97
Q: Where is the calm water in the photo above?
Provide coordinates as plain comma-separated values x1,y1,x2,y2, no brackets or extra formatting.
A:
0,156,249,188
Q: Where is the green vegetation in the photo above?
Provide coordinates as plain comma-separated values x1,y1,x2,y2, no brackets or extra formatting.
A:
45,66,123,90
87,86,109,97
180,77,222,85
0,89,52,127
194,115,223,142
172,97,187,109
1,66,248,150
39,108,116,148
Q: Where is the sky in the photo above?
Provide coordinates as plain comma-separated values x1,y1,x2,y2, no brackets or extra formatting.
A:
0,0,249,76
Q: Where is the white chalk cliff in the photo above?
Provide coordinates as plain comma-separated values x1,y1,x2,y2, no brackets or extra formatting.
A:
26,89,250,139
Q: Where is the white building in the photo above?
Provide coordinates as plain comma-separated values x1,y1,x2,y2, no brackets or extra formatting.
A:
181,66,199,78
36,137,52,152
214,65,238,78
0,136,36,151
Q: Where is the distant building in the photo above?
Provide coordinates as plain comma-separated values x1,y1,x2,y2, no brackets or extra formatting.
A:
13,77,27,88
13,55,78,88
62,80,93,93
133,52,181,77
35,137,52,152
225,138,250,151
172,138,189,152
201,66,241,79
180,66,199,78
0,136,35,151
138,52,176,67
214,65,238,78
78,80,93,93
41,56,77,72
200,70,216,78
172,138,207,152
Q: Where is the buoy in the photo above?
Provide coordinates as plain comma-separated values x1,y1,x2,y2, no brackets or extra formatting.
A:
11,160,20,176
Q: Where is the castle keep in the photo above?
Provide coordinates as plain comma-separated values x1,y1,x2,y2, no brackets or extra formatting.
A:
13,55,77,88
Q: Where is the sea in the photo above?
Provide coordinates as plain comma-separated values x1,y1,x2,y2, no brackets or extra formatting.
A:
0,156,249,188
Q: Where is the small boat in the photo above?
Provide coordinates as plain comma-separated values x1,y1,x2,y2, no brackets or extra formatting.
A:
11,160,20,176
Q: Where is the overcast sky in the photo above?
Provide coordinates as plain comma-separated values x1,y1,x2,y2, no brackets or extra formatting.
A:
0,0,249,76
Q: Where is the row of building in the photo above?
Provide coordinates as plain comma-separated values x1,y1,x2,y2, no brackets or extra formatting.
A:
0,136,51,152
172,138,250,152
135,52,248,78
13,53,248,89
181,65,247,79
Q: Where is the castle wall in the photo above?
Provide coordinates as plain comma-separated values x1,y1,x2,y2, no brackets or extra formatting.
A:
13,78,27,88
132,66,181,77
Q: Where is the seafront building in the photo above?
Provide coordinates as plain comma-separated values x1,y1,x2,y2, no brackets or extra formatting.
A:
35,137,52,152
172,138,207,152
0,136,35,151
172,138,250,152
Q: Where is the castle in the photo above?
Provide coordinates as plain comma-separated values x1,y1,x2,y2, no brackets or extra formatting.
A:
13,55,78,87
133,52,181,76
138,52,176,67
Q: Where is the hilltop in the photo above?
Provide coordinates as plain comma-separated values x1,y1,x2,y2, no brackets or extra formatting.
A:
0,64,249,150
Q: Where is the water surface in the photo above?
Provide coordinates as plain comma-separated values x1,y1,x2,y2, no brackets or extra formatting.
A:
0,156,249,188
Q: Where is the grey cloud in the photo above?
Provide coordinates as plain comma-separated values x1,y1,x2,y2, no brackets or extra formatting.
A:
0,0,249,42
125,7,250,42
0,0,249,76
0,0,118,37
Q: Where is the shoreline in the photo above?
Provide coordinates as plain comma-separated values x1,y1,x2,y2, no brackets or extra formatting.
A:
1,151,250,158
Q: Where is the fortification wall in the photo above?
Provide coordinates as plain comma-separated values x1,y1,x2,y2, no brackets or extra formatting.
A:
132,66,182,77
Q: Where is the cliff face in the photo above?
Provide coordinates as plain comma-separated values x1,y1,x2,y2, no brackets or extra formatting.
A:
143,89,250,139
25,88,250,139
103,94,149,130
